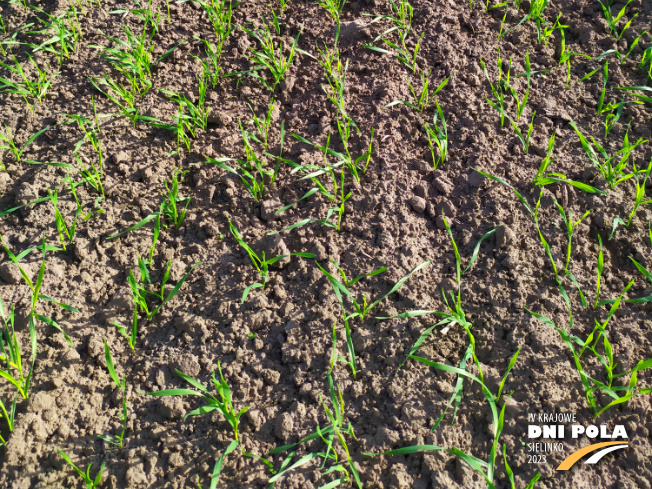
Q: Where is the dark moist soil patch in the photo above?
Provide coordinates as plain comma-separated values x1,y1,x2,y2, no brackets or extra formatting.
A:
0,0,651,487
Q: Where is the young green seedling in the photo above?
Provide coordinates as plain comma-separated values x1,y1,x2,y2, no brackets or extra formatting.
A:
386,71,448,113
593,235,605,310
364,0,413,32
317,37,355,127
112,257,201,349
480,48,511,127
276,127,371,233
47,186,80,252
242,20,300,92
27,6,83,65
318,0,346,24
110,0,162,34
268,373,361,488
484,97,536,153
540,13,566,47
616,30,647,65
528,277,652,417
611,159,652,238
137,257,200,320
194,37,222,88
532,133,556,183
379,217,496,424
148,362,247,487
364,0,423,72
90,24,182,97
552,198,590,273
0,298,36,400
162,167,191,229
365,29,423,74
160,69,210,138
604,97,625,137
245,98,277,150
89,73,138,121
201,0,239,61
57,450,105,489
203,125,272,201
365,350,539,489
499,0,551,43
1,236,76,347
284,120,374,187
0,54,59,111
106,168,191,242
627,159,652,227
0,394,17,446
73,0,102,12
424,100,447,169
0,123,52,168
98,340,127,448
640,35,652,81
0,24,29,56
598,0,637,40
559,48,591,90
317,258,430,378
228,217,314,302
473,170,559,280
66,99,106,199
320,258,431,322
629,257,652,294
597,62,609,114
511,51,539,121
569,120,647,189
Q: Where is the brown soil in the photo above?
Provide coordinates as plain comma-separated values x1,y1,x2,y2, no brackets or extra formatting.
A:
0,0,651,487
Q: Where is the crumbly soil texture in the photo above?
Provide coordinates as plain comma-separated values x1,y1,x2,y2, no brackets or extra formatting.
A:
0,0,652,487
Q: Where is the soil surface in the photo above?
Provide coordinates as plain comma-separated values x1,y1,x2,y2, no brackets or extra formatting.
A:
0,0,651,487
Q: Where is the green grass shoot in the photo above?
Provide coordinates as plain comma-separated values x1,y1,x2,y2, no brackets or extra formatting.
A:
227,217,314,303
148,362,247,487
424,100,448,169
569,120,647,189
365,349,537,489
268,373,361,488
317,258,430,378
27,6,83,65
58,450,105,489
98,340,127,448
112,256,201,349
0,54,59,112
243,19,300,92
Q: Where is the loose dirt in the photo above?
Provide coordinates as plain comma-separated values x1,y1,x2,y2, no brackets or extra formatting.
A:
0,0,651,487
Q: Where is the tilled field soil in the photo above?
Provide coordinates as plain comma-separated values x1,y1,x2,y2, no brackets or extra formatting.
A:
0,0,652,487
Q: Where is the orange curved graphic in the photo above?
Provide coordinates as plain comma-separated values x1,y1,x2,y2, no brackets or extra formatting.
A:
556,441,628,470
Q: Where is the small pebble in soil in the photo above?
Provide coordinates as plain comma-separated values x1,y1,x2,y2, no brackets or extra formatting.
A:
495,225,515,248
0,172,11,194
468,170,485,188
376,231,394,248
592,212,608,229
409,195,426,213
435,215,447,230
0,262,23,284
435,199,455,217
502,252,519,269
432,174,454,195
274,412,294,440
245,409,264,431
412,184,427,198
310,242,327,260
261,198,281,222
